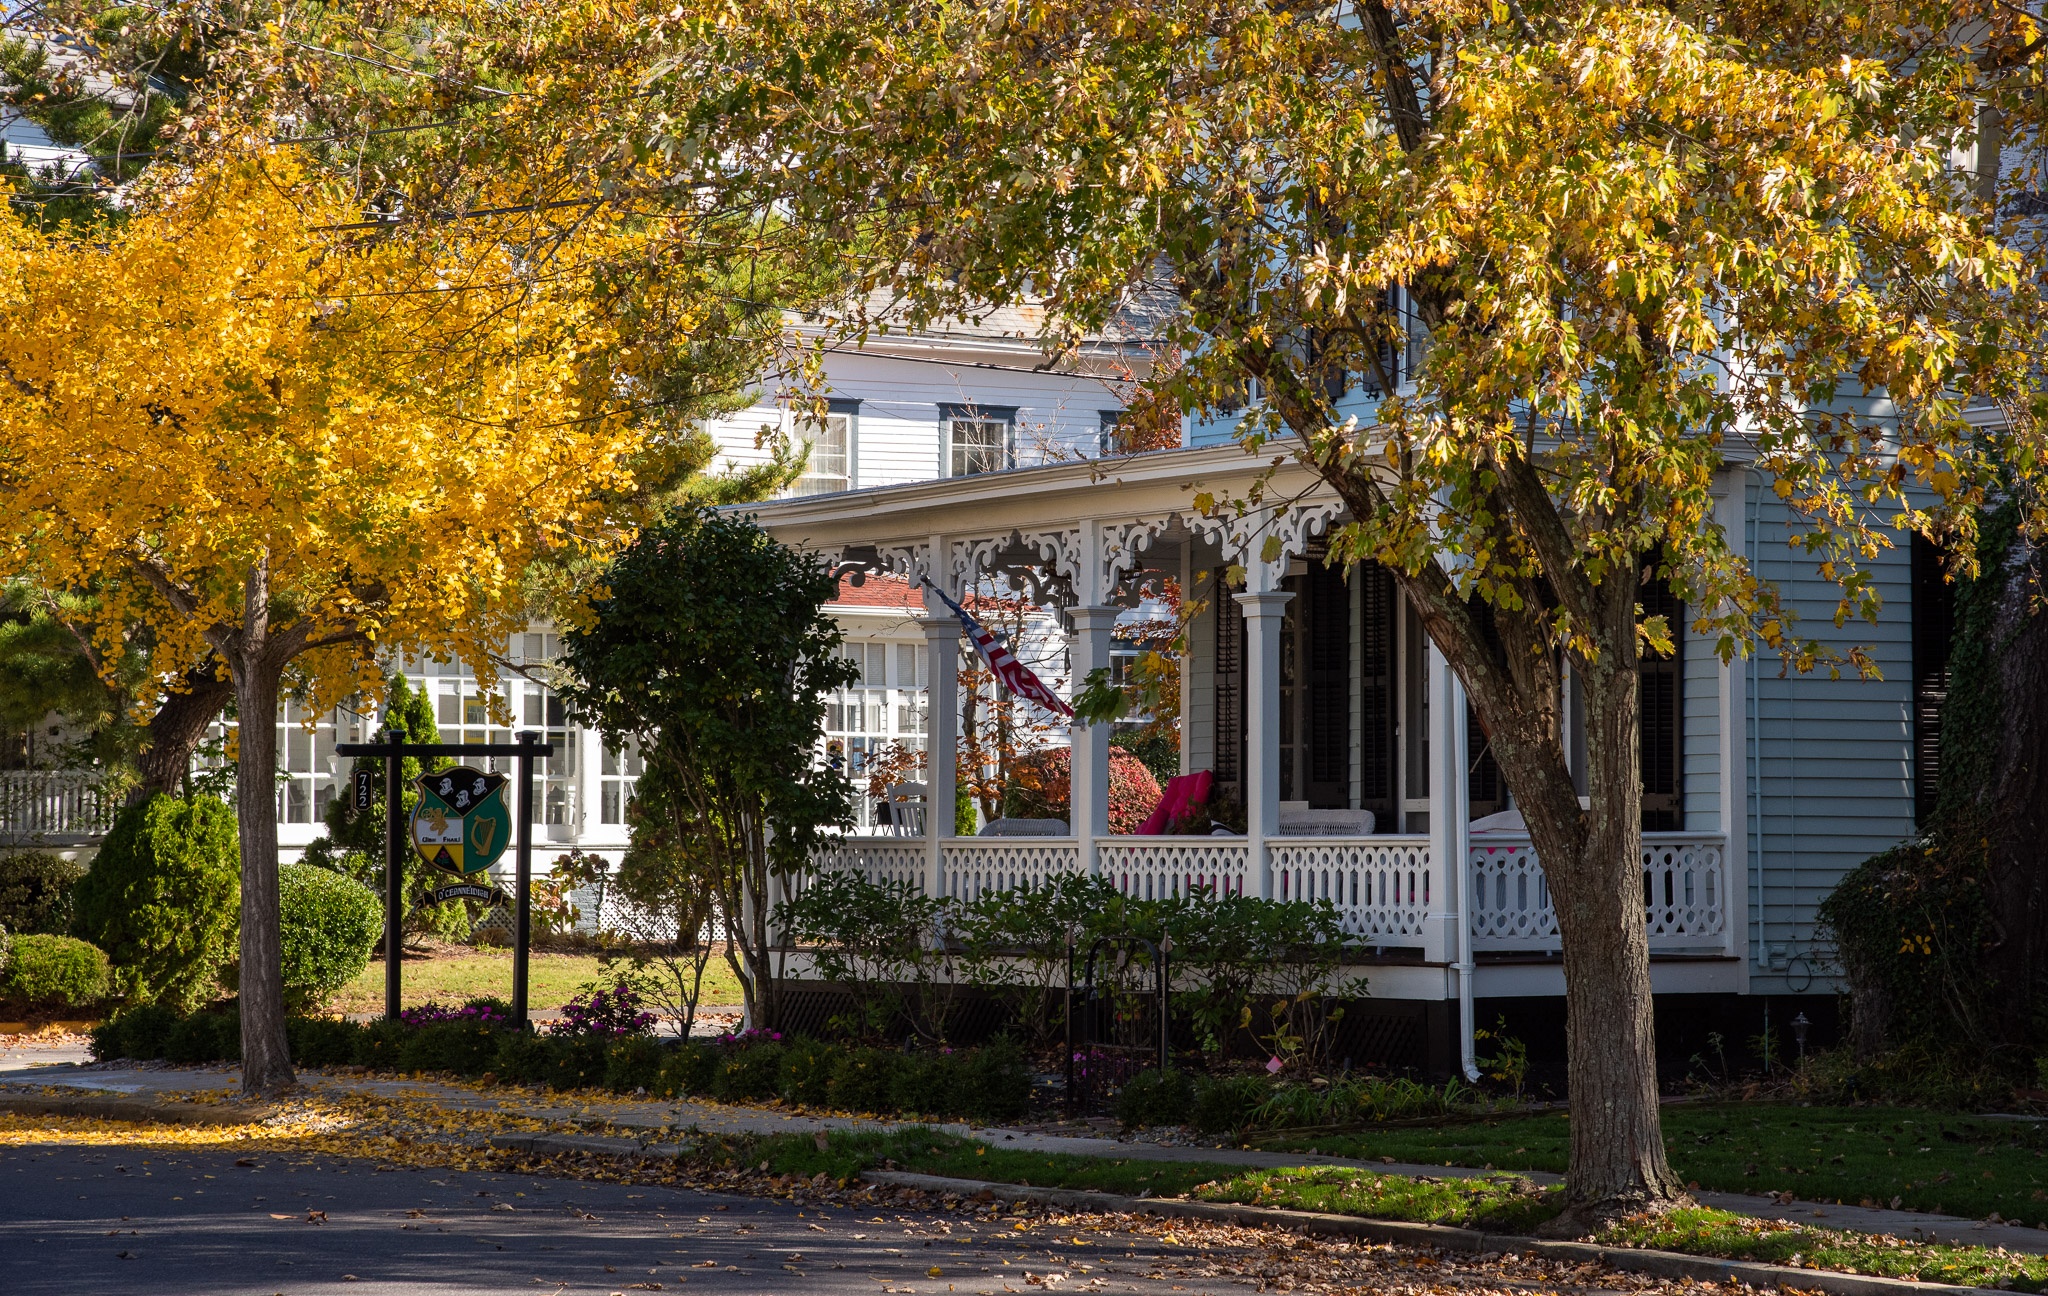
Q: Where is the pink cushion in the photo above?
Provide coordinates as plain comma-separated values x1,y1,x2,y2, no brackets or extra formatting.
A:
1136,770,1214,835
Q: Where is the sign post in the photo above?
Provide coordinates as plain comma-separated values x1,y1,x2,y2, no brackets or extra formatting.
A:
336,731,555,1028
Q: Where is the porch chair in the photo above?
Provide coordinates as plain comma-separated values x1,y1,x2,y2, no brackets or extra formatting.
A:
1276,802,1376,836
977,817,1070,836
880,781,928,837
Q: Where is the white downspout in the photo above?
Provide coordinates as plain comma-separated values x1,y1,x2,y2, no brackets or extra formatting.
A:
1450,667,1479,1084
1430,644,1482,1083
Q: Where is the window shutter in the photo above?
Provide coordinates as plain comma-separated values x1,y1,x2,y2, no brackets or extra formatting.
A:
1465,598,1509,819
1306,561,1350,807
1911,535,1955,824
1638,568,1684,831
1358,561,1396,817
1214,595,1245,806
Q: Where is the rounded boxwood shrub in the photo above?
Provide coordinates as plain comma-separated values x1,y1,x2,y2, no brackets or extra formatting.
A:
72,795,239,1012
91,1003,181,1061
542,1035,611,1091
655,1043,717,1098
352,1018,413,1070
828,1046,900,1114
1191,1073,1270,1134
886,1052,950,1118
0,851,86,936
285,1016,364,1068
604,1036,666,1094
944,1041,1032,1122
397,1021,502,1076
1115,1067,1195,1129
712,1041,786,1102
778,1037,837,1107
164,1010,239,1064
278,864,381,1013
0,934,109,1011
491,1030,557,1085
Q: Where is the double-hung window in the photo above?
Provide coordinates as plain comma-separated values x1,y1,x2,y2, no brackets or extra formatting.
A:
941,403,1015,476
791,399,858,496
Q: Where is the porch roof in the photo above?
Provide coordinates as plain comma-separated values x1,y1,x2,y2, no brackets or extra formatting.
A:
740,442,1348,597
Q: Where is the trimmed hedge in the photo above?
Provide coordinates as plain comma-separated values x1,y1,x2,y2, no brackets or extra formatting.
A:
0,934,110,1011
278,864,381,1012
86,1007,1034,1122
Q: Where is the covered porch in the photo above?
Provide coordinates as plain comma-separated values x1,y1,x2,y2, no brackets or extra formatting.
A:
748,443,1739,976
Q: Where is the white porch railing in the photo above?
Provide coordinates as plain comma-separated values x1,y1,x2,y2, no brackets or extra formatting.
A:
1096,836,1253,902
942,838,1082,903
1272,836,1436,942
0,770,118,844
1469,833,1727,952
803,830,1729,955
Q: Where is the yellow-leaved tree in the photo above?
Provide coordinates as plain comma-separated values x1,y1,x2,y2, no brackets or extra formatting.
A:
0,146,652,1093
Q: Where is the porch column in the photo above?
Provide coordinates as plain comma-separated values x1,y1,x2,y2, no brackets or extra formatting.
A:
1236,590,1292,900
922,588,960,899
1068,606,1119,856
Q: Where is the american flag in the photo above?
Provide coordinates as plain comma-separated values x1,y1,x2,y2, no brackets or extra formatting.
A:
922,580,1073,718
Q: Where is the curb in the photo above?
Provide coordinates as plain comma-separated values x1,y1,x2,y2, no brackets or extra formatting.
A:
488,1132,694,1161
861,1171,1986,1296
0,1091,264,1126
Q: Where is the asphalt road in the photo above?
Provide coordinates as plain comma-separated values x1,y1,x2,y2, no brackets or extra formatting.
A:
0,1142,1261,1296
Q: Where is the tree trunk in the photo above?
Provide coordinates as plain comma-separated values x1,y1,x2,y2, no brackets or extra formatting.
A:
1537,654,1685,1223
1978,534,2048,1044
132,661,233,804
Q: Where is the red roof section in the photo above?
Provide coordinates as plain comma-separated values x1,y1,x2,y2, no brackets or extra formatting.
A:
831,572,922,610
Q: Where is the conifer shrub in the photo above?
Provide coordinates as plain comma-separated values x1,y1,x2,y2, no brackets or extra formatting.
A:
72,795,239,1011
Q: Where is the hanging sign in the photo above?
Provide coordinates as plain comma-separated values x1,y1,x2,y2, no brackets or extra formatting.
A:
429,882,505,905
353,766,374,811
410,766,513,877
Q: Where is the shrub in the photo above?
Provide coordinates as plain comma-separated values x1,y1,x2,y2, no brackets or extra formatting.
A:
656,1043,718,1098
828,1046,901,1114
604,1036,667,1093
775,871,948,1041
0,851,86,936
713,1040,787,1102
0,933,109,1011
92,1003,181,1061
886,1051,948,1117
543,1035,611,1091
398,1021,502,1076
1002,746,1162,834
164,1010,239,1064
492,1031,557,1085
1190,1073,1270,1134
278,864,381,1013
1116,1067,1195,1129
72,795,239,1012
353,1018,413,1070
953,1041,1032,1121
779,1036,838,1107
285,1016,364,1068
554,980,658,1038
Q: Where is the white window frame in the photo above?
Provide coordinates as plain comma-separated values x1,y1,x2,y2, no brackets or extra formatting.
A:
941,403,1015,477
791,399,858,496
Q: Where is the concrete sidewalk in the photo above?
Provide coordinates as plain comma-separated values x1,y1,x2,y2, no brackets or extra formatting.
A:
12,1060,2048,1256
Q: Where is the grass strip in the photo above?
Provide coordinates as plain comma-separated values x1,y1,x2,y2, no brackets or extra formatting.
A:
1264,1102,2048,1225
728,1127,2048,1290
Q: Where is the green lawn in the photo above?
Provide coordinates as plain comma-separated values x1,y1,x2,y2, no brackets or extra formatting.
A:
716,1127,2048,1290
1264,1103,2048,1224
326,949,744,1017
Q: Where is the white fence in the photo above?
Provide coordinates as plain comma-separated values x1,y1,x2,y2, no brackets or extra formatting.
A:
802,830,1730,954
0,770,118,844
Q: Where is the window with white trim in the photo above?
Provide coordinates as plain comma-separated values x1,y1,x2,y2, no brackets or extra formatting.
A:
942,403,1014,476
600,740,642,826
791,400,857,496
